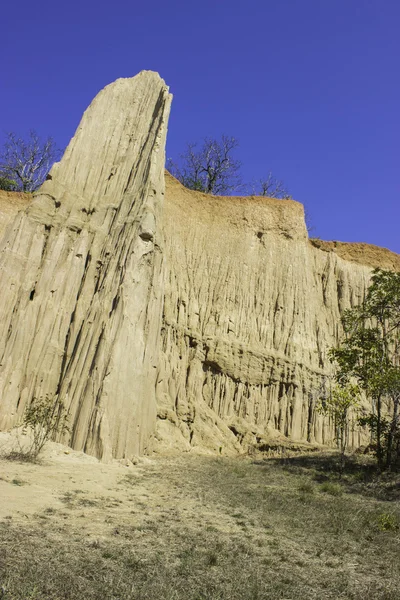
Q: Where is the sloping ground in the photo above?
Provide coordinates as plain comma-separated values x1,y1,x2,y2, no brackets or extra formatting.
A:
0,436,399,600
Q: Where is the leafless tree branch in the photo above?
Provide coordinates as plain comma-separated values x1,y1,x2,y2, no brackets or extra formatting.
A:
250,172,291,199
0,131,62,192
167,135,242,195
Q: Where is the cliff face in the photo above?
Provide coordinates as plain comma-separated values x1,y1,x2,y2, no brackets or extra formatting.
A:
0,72,398,459
155,174,399,453
0,72,172,460
0,192,30,239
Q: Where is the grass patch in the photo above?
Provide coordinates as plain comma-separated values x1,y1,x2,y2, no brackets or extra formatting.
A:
297,479,315,494
319,481,343,496
376,512,399,532
0,452,399,599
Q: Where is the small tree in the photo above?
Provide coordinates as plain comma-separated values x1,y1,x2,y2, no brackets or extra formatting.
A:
16,395,70,460
330,269,400,469
167,135,242,195
168,135,293,203
316,381,360,471
251,172,291,199
0,130,61,192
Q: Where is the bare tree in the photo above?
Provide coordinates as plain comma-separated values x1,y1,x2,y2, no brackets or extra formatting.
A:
0,130,61,192
167,135,242,195
251,172,291,199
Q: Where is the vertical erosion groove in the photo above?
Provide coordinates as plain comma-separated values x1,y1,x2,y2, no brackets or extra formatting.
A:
0,72,172,459
155,173,381,453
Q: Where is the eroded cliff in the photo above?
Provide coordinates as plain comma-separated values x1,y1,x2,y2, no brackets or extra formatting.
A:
0,72,172,459
0,72,398,459
155,173,399,453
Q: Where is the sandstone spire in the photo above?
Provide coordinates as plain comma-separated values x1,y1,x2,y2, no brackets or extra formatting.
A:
0,72,172,459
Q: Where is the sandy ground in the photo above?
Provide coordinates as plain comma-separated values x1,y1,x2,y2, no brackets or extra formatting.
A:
0,431,399,600
0,432,161,531
0,431,239,542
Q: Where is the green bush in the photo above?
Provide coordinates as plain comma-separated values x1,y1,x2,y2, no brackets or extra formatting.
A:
319,481,343,496
16,395,70,460
297,480,315,494
377,512,399,532
0,175,16,191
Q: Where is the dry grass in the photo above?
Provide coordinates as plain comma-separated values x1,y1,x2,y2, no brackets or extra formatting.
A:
0,452,399,599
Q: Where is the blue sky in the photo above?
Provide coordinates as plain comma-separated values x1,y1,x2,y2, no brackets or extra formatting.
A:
2,0,399,252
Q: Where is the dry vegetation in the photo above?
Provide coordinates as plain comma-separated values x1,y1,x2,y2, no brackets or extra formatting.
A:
0,449,399,600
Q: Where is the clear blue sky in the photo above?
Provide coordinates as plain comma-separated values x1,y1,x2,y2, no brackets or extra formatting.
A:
2,0,399,253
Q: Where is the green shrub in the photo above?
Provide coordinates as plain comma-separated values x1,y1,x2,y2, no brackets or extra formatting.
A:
15,395,70,460
319,482,343,496
297,480,314,494
0,176,16,191
377,512,399,532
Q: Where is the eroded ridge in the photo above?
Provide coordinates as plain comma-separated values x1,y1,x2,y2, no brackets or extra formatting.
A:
0,72,172,459
156,174,390,452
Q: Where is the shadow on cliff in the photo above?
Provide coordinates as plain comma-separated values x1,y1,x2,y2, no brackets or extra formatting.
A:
254,452,400,502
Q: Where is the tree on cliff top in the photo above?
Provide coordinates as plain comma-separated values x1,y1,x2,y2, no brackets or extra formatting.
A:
167,135,242,195
250,172,291,199
0,131,61,192
168,135,291,199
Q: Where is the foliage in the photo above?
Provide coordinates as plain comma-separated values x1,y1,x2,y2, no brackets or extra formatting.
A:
376,512,399,532
18,395,70,459
0,175,17,191
316,382,360,469
319,481,343,496
0,130,61,192
297,479,315,494
330,268,400,469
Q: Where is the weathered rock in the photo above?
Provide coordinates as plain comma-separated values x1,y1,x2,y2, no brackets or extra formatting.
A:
0,73,399,459
154,173,399,453
0,72,172,459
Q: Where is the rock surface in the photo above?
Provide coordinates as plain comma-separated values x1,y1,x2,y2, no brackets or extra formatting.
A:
0,191,30,239
0,72,172,459
0,72,399,459
155,173,398,453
